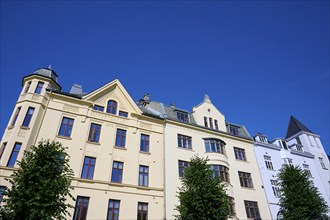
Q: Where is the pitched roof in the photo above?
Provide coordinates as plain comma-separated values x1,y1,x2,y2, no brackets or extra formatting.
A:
285,116,314,138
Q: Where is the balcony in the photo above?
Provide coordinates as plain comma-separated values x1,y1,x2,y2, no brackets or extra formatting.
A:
289,144,314,158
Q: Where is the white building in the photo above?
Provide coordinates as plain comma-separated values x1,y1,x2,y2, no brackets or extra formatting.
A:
254,116,330,219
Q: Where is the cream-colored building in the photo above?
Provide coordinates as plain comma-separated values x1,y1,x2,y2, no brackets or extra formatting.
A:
0,68,164,220
141,95,272,220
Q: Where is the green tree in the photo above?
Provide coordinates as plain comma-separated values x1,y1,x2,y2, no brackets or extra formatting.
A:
175,156,230,220
278,164,329,220
0,140,75,220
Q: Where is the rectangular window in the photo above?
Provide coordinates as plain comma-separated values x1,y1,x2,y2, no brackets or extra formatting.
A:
238,171,253,188
58,117,74,137
93,105,104,112
303,164,312,177
137,202,148,220
178,160,189,177
111,161,123,183
244,200,260,219
0,186,6,203
264,155,274,170
119,111,128,117
234,147,246,161
210,165,230,183
319,157,327,169
73,196,89,220
271,179,280,197
177,134,192,149
209,118,213,129
22,107,35,127
230,125,240,135
0,142,7,159
34,82,44,94
11,107,21,126
7,143,22,167
24,81,31,93
81,156,96,180
296,137,302,145
204,116,208,127
115,129,126,148
214,120,219,130
177,111,189,123
140,134,150,152
107,199,120,220
88,123,101,143
282,140,288,150
139,165,149,187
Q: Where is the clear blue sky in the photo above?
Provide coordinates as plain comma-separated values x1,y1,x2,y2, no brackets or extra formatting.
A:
1,1,329,155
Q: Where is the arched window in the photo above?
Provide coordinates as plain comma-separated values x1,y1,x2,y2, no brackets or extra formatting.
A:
107,100,117,115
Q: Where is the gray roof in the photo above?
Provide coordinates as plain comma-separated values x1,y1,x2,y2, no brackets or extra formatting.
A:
285,116,314,138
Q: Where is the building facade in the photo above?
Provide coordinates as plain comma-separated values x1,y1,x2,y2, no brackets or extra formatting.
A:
0,68,165,219
253,116,330,219
140,95,272,220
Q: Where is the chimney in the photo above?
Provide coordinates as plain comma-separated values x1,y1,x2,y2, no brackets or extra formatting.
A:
70,84,83,95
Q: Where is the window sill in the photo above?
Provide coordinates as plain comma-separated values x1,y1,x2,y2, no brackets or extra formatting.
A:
86,141,100,145
114,146,127,150
57,135,72,140
267,168,276,171
241,187,255,190
20,126,30,130
79,178,95,183
235,159,248,163
177,147,194,151
139,151,151,155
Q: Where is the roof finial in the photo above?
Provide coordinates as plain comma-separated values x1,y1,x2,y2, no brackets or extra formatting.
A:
204,94,211,103
48,65,52,69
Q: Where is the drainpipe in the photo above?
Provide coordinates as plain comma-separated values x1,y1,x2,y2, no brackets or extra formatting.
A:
163,119,167,220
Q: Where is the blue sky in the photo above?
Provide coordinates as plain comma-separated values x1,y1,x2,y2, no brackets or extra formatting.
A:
1,1,329,155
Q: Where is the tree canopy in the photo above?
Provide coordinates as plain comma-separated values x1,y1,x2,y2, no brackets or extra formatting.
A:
0,140,74,220
278,164,329,220
176,156,230,220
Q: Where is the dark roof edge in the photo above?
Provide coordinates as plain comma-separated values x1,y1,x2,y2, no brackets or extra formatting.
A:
46,89,82,99
23,73,62,90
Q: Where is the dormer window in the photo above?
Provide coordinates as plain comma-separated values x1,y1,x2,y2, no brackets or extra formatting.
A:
230,125,240,136
214,120,219,130
107,100,117,115
176,111,189,123
204,117,208,127
209,118,213,129
259,136,267,143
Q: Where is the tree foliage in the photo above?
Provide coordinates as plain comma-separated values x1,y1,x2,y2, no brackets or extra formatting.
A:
0,140,75,220
175,156,229,220
278,164,329,220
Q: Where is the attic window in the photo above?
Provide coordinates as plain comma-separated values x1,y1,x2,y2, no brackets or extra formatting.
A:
176,111,189,123
230,125,240,136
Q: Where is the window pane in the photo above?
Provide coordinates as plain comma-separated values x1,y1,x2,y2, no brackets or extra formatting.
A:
7,143,22,167
22,107,35,127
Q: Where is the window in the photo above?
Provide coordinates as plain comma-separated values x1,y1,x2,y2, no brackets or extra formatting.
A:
209,118,213,129
178,160,189,177
88,123,101,143
11,107,21,126
296,144,303,151
238,171,253,188
107,199,120,220
234,147,246,161
228,197,236,216
22,107,35,127
214,119,219,130
259,136,267,142
137,202,148,220
0,142,7,159
319,157,327,169
34,82,44,94
81,156,96,180
58,117,74,137
0,186,6,203
210,165,230,183
264,155,274,170
139,165,149,187
93,105,104,112
204,117,208,127
281,140,288,150
24,81,31,93
177,134,192,149
177,111,189,123
229,125,240,135
303,164,312,177
119,111,128,117
7,143,22,167
115,129,126,148
271,179,280,197
111,161,123,183
140,134,150,152
244,200,260,219
296,137,302,145
204,139,225,154
107,100,117,114
73,196,89,220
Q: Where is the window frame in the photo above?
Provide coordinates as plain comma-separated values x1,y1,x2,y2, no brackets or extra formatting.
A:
139,165,149,187
58,117,74,137
234,147,246,161
7,142,22,167
264,155,274,170
11,107,21,126
24,81,31,93
34,81,44,94
115,129,127,148
107,199,120,220
209,117,213,129
178,160,189,177
204,138,226,155
0,142,7,159
140,134,150,152
210,164,230,183
111,161,123,183
22,107,35,127
107,100,117,115
137,202,148,220
271,179,280,197
73,196,90,220
93,105,104,112
81,156,96,180
0,186,6,203
177,134,192,149
119,111,128,117
214,119,219,130
88,123,101,143
238,171,254,188
244,200,260,219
